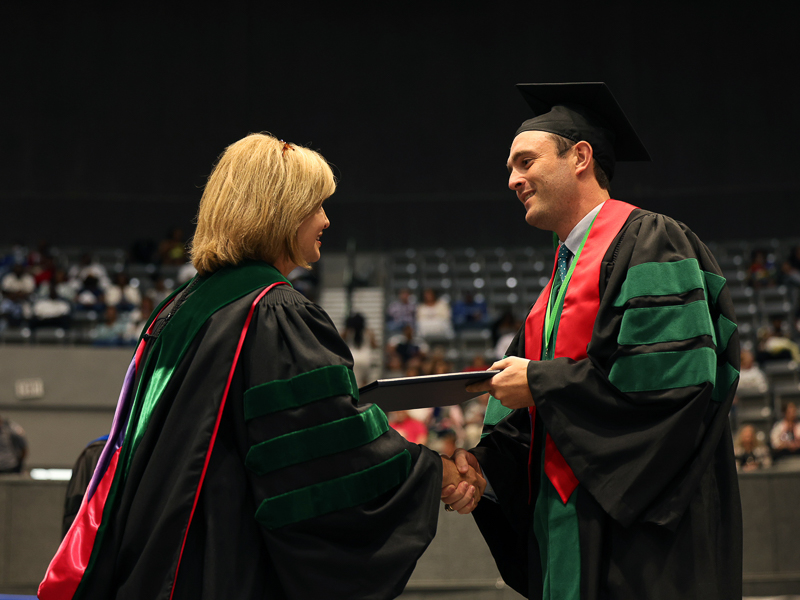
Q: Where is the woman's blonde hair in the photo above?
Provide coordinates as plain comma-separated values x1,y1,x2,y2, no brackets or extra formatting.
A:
190,133,336,275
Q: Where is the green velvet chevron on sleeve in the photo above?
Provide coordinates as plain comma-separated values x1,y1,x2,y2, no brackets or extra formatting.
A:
245,404,390,475
244,364,359,420
255,450,412,529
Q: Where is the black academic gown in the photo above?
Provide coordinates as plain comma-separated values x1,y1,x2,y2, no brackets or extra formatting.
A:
471,209,742,600
72,267,441,600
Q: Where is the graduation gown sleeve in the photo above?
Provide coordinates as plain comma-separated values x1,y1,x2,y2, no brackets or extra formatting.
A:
237,285,442,600
527,211,739,529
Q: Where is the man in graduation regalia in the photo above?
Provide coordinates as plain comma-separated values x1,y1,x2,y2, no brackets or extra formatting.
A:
442,83,742,599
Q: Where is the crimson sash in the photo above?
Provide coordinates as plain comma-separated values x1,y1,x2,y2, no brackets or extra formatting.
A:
524,200,636,504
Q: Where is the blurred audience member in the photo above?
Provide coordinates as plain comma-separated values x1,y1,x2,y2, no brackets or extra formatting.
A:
0,415,28,474
93,306,129,346
737,348,769,395
158,227,187,265
386,288,416,333
747,248,777,289
384,353,405,379
770,402,800,461
416,288,453,339
735,425,771,472
38,268,77,302
434,430,458,456
463,354,491,372
463,393,490,449
388,325,429,367
33,255,57,288
177,262,198,285
125,296,155,342
757,316,800,362
68,253,110,290
452,291,488,328
781,245,800,287
63,436,109,537
341,313,378,387
105,272,141,312
75,275,106,312
31,285,72,330
146,275,173,305
1,263,35,326
493,317,522,360
388,411,428,445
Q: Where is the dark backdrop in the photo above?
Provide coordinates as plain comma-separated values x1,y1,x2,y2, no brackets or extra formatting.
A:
2,2,798,251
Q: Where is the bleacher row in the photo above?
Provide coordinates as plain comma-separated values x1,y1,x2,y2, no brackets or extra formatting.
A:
386,240,800,441
0,244,190,345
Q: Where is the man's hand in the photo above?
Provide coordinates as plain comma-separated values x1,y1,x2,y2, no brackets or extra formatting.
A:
464,356,534,409
441,453,486,514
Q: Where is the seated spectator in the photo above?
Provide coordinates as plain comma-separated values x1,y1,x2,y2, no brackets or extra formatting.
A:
105,272,141,312
384,353,405,379
341,313,378,387
770,402,800,461
463,393,490,449
434,429,458,456
0,263,35,326
735,424,771,472
32,254,56,288
146,274,173,306
416,288,453,339
177,262,198,285
63,435,108,537
31,285,72,330
463,354,491,372
781,245,800,287
75,275,106,312
452,291,488,328
68,253,110,291
288,264,319,301
757,316,800,363
93,306,129,346
125,296,155,343
158,227,187,265
388,411,428,445
747,248,778,289
387,325,429,367
0,415,28,474
386,288,416,333
493,315,522,360
38,268,77,302
737,348,769,395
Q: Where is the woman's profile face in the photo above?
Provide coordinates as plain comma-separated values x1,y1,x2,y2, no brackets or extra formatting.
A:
296,204,330,265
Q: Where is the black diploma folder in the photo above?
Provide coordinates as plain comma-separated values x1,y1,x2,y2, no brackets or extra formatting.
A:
358,370,500,412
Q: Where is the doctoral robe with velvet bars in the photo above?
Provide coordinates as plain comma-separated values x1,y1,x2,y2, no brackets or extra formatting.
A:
40,262,441,600
471,207,743,600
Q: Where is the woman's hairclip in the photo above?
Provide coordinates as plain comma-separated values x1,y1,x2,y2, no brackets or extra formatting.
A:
280,140,294,157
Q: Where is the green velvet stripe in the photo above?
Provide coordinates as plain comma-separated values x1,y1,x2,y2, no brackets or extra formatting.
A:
614,259,704,307
255,450,412,530
609,347,717,393
245,404,389,475
532,446,581,600
482,395,514,436
244,364,358,420
618,300,715,346
711,361,740,404
703,270,727,304
123,262,290,477
714,314,737,355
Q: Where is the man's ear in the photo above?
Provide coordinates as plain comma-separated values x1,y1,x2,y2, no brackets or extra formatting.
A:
572,141,594,176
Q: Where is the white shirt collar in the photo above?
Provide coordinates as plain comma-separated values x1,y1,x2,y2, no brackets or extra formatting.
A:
561,202,605,254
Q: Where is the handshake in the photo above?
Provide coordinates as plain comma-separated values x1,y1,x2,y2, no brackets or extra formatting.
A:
439,449,486,514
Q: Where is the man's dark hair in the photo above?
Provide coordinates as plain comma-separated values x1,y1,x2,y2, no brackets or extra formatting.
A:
549,133,610,191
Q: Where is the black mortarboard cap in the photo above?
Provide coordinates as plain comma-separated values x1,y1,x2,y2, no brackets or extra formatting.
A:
515,82,651,180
